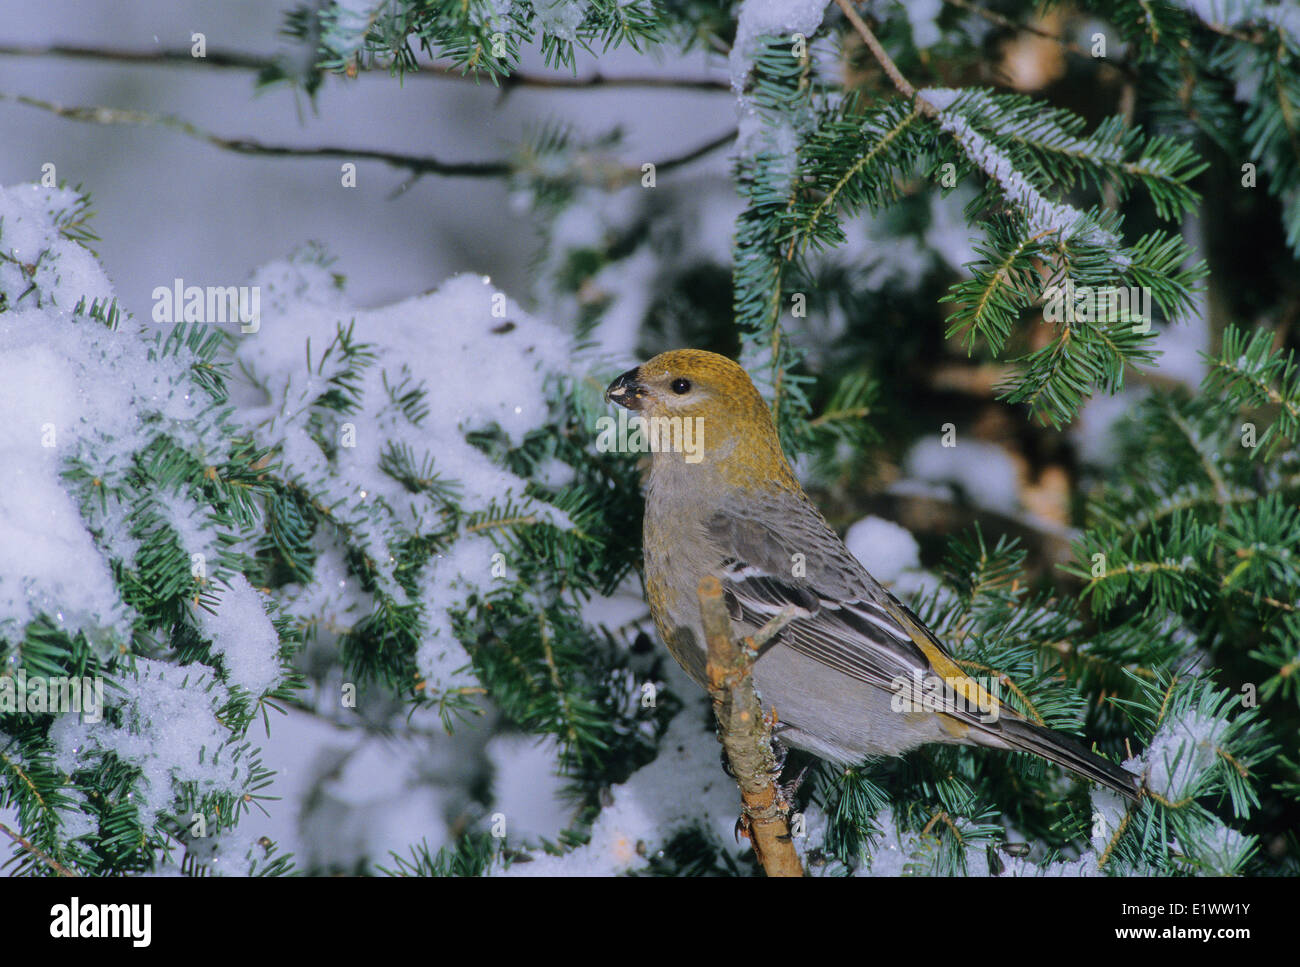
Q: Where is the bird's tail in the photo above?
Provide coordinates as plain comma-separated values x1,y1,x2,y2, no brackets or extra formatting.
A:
977,717,1141,802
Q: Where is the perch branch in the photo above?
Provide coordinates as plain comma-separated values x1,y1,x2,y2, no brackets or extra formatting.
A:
697,576,803,878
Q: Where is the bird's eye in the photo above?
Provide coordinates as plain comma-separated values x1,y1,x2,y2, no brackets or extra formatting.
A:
671,378,691,394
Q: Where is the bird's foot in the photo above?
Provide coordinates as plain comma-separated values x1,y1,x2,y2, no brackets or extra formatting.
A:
720,733,788,777
777,762,813,811
768,734,789,774
719,745,737,780
733,813,751,843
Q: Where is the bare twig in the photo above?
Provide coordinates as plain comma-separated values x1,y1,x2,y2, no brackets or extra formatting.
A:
0,42,274,70
834,0,933,113
0,91,509,177
749,605,800,652
0,821,78,877
697,576,804,878
0,91,734,181
0,43,731,91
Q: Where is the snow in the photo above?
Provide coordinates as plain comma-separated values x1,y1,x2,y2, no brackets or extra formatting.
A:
548,186,639,253
305,735,450,869
1190,822,1254,875
532,183,650,365
1179,2,1300,121
844,515,920,584
0,185,113,308
684,180,747,266
0,378,126,645
903,435,1021,515
902,0,944,49
1005,741,1243,876
589,247,660,358
234,701,507,873
0,178,643,874
1074,388,1147,467
1000,852,1106,877
535,1,590,44
728,0,830,93
1089,785,1131,852
193,574,283,697
1140,708,1227,802
162,499,219,569
918,88,1127,265
0,182,307,874
1180,0,1254,29
579,572,648,632
800,803,990,876
733,114,801,187
852,807,921,875
1153,213,1210,388
414,536,493,686
889,566,950,606
998,780,1137,876
320,0,384,59
1266,3,1300,46
926,185,979,273
533,456,577,491
0,0,1264,874
48,658,247,829
729,0,829,173
823,208,933,295
486,733,575,841
0,185,218,649
497,691,747,875
231,260,576,690
277,538,368,643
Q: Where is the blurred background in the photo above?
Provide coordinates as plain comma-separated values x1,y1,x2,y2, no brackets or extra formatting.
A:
0,1,734,312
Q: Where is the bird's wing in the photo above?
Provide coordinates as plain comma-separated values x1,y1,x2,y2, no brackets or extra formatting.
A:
708,505,1141,799
707,502,1003,724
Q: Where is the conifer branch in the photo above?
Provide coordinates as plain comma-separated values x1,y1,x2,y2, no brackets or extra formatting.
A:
0,821,78,877
697,577,803,878
0,91,510,177
833,0,925,106
0,43,730,90
0,91,733,181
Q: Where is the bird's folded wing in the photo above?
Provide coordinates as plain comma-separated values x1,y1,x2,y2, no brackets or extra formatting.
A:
709,508,1003,725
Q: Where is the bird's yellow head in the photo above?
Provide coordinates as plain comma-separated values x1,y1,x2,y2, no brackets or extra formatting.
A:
604,349,798,490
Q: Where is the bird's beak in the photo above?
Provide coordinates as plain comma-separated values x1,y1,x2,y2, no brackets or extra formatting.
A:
605,366,646,410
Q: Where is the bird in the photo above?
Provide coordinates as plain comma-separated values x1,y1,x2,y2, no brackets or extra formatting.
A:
605,348,1140,802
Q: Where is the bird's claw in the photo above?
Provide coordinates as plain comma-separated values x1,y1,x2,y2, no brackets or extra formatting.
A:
777,762,812,810
734,814,751,843
719,746,737,780
769,735,788,774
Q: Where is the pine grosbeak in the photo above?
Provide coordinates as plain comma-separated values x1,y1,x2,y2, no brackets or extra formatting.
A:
606,349,1139,801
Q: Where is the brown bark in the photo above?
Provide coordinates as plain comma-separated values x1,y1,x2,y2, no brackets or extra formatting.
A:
697,577,804,878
